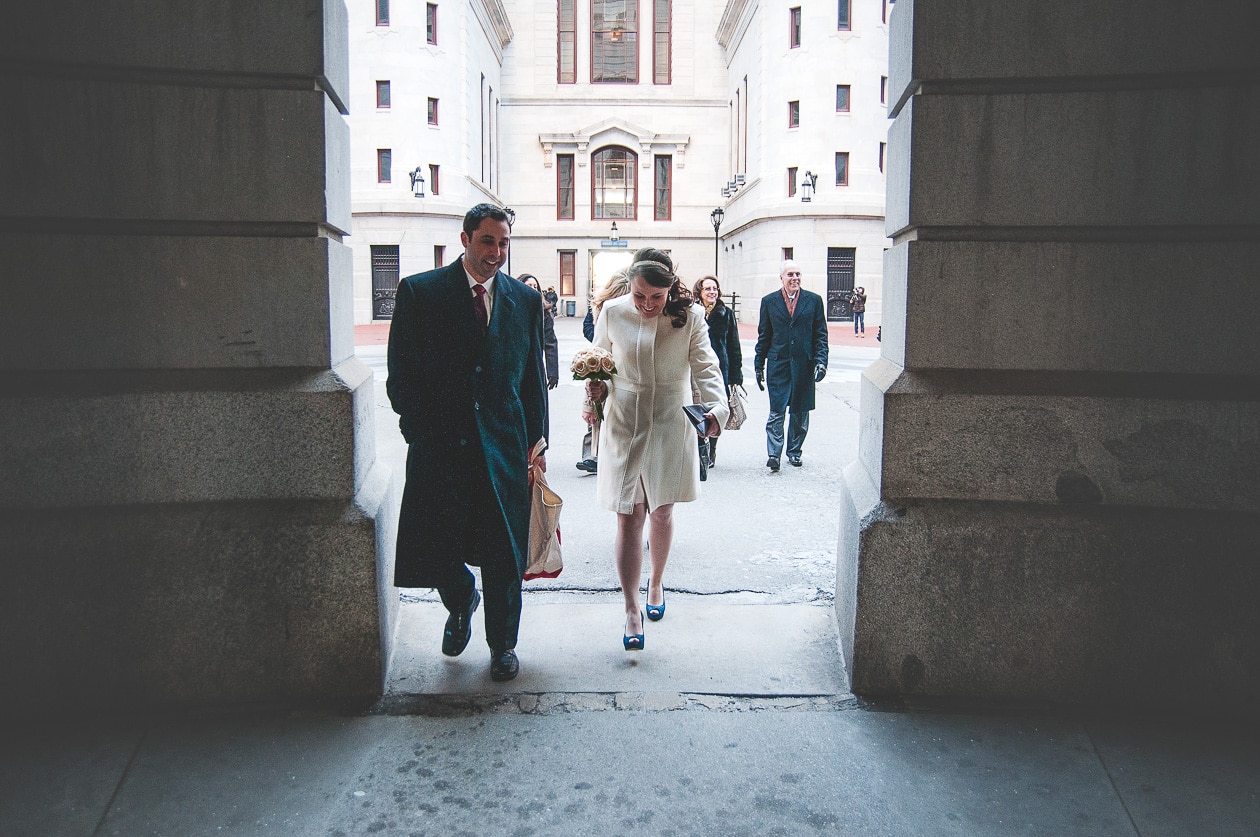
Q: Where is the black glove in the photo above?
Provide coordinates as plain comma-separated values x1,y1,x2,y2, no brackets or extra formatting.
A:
755,369,765,391
814,363,826,383
548,376,559,390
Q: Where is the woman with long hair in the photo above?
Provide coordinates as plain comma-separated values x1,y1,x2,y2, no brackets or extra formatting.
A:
692,275,743,467
584,259,728,650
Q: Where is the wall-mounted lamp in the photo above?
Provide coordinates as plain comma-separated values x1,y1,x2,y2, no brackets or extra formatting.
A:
709,207,724,276
503,207,516,272
800,170,818,202
610,221,619,242
409,167,426,198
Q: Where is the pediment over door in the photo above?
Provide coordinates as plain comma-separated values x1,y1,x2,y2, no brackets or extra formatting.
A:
540,118,689,169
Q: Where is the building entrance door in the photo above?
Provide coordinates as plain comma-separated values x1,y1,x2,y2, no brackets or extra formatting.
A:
371,245,400,320
826,247,856,321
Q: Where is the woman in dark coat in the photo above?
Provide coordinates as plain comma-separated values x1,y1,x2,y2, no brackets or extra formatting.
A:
692,275,743,467
518,274,559,389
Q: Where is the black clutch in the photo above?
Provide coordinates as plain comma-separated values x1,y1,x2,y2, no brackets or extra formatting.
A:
681,404,708,432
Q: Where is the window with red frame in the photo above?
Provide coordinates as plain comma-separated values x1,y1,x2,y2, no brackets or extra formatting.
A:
434,245,445,268
427,97,438,125
429,164,440,195
558,0,576,83
789,7,801,48
788,100,800,128
787,166,798,197
835,152,849,186
557,154,575,219
592,147,637,219
377,149,391,183
426,3,438,44
559,251,576,297
838,0,851,31
592,0,638,83
836,84,850,112
654,155,672,220
376,0,389,26
653,0,671,84
376,81,390,108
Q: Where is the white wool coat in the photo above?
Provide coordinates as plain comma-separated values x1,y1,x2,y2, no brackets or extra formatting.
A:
594,296,730,514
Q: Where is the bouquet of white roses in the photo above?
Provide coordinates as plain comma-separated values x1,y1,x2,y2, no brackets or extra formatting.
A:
570,346,617,422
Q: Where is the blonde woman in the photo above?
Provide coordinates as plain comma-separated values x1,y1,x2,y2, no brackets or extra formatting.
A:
584,260,728,650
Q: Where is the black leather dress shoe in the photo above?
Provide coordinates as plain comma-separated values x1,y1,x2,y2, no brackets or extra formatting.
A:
576,458,598,473
767,457,780,472
490,649,519,681
441,589,480,657
788,455,802,467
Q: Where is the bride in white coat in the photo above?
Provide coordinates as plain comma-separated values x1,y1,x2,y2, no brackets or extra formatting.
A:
584,259,729,650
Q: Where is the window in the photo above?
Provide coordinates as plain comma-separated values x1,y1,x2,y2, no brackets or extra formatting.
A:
371,245,399,320
836,84,850,112
592,146,637,219
427,97,439,125
883,0,896,24
881,76,888,105
434,245,445,268
559,251,576,297
557,154,575,219
879,142,886,174
426,3,438,44
783,246,794,261
837,0,851,31
788,100,800,128
376,81,391,108
654,155,672,220
429,164,440,196
558,0,576,83
653,0,671,84
789,7,801,48
787,166,798,198
376,0,389,26
835,152,849,186
592,0,638,83
377,149,391,183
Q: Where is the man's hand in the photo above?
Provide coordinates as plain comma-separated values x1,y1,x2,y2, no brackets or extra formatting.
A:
547,376,559,390
814,363,827,383
755,369,765,391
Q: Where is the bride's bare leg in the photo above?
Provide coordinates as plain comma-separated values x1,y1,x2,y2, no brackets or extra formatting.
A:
615,504,647,635
647,503,674,608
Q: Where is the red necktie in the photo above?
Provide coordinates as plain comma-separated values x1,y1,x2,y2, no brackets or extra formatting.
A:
472,284,489,335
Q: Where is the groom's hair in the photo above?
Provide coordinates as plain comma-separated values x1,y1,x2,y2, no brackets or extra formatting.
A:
463,203,511,236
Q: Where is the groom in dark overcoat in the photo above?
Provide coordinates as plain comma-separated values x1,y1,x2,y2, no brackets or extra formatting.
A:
753,259,829,471
387,203,548,681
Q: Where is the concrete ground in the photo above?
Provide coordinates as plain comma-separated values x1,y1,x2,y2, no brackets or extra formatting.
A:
6,318,1256,835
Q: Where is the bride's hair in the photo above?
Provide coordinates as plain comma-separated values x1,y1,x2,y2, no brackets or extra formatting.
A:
629,260,692,328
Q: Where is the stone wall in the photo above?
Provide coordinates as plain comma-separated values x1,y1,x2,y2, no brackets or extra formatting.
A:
837,0,1260,713
0,0,397,711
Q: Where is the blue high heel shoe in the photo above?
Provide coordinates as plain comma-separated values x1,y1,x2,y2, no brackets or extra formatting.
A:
646,591,666,622
623,611,645,651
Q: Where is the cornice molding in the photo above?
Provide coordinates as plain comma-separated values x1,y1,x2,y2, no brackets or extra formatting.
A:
539,117,691,169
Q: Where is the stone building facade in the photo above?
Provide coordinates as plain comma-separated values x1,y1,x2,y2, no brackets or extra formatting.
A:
346,0,891,326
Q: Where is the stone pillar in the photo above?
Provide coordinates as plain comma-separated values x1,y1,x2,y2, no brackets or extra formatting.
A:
0,1,397,710
838,0,1260,711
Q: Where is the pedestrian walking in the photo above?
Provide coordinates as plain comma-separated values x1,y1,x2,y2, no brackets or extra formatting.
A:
692,275,743,468
584,259,727,650
518,274,559,389
848,286,867,337
754,260,828,471
387,203,549,682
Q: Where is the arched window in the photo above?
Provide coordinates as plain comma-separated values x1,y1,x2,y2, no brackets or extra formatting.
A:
592,146,637,219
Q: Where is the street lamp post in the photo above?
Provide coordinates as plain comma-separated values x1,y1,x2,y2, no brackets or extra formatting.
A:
503,207,516,274
709,208,724,277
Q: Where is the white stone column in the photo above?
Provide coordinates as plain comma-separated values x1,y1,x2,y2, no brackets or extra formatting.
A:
0,1,397,708
838,0,1260,710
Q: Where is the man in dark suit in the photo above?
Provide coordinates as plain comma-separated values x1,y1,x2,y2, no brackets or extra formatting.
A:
387,203,548,682
753,260,829,472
